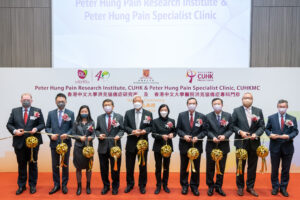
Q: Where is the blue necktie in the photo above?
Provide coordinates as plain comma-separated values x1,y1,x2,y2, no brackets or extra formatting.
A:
217,115,221,125
58,110,63,127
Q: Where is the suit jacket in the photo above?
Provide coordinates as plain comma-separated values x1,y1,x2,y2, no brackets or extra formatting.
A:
205,111,233,154
95,112,124,154
232,106,265,150
124,108,153,152
6,107,45,149
176,111,207,154
265,113,298,154
151,117,176,152
71,121,95,148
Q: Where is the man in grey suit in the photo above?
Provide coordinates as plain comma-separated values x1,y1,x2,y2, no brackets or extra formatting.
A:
96,99,124,195
232,92,265,197
46,93,74,195
6,93,45,195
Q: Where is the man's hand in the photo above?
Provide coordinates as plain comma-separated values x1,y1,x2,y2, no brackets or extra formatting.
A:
132,130,140,137
14,129,24,136
162,135,168,141
250,133,257,140
30,128,38,135
99,134,106,140
114,135,120,141
88,136,93,141
218,135,226,141
60,134,68,140
270,133,279,140
168,133,174,139
213,137,220,143
80,136,86,142
140,129,146,135
184,135,192,142
192,137,198,143
280,134,289,140
240,131,249,139
51,134,59,141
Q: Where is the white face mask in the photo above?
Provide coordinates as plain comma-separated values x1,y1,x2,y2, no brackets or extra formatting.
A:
133,102,142,109
213,104,222,112
104,106,112,113
187,104,196,111
160,111,168,118
278,107,287,114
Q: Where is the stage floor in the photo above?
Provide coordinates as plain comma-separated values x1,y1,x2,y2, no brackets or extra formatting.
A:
0,172,298,199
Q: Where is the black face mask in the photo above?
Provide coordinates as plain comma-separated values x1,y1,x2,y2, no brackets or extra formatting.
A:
22,100,31,108
57,102,65,109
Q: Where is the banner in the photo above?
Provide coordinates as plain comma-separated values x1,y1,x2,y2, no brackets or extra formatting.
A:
0,68,299,172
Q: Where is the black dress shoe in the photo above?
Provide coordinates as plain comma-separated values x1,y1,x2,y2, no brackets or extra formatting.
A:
62,186,68,194
16,186,26,195
181,187,188,195
271,188,278,195
124,185,133,193
163,185,170,193
280,188,289,197
76,183,82,195
154,186,161,194
30,186,36,194
207,187,214,196
101,186,110,195
140,187,146,194
237,188,244,196
191,188,200,196
86,182,91,194
246,188,258,197
49,185,60,195
215,187,226,196
112,188,118,195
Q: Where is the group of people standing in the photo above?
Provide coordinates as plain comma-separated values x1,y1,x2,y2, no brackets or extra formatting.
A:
6,92,298,197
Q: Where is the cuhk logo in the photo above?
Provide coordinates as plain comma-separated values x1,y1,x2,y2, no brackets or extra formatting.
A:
186,69,197,83
78,69,88,79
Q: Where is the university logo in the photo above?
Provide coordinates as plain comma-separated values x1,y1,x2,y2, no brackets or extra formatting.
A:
78,69,88,79
186,70,214,83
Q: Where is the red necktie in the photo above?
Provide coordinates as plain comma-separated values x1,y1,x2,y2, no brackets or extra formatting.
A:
281,115,284,131
190,113,194,128
24,108,28,125
107,114,111,132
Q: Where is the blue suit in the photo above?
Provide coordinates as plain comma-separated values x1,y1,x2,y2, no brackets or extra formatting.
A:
46,108,74,187
265,113,298,190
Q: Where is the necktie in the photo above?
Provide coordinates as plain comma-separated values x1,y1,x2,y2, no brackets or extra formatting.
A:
24,108,28,125
58,110,63,127
135,111,140,129
245,108,252,127
281,115,284,131
190,112,194,128
108,114,111,132
217,115,221,124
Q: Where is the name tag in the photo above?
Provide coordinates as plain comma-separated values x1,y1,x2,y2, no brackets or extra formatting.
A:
30,116,37,120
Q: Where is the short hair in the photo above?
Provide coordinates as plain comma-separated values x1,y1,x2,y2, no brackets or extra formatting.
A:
242,92,253,98
55,93,67,100
133,95,143,102
212,98,223,105
187,97,197,105
102,99,114,107
21,93,32,99
277,99,288,106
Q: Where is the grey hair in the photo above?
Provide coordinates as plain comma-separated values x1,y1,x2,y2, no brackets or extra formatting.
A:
277,99,288,106
21,93,32,99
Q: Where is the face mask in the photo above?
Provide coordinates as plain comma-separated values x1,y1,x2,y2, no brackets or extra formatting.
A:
22,100,31,108
278,108,287,114
133,102,142,109
187,104,196,111
243,99,253,107
213,104,222,112
160,111,168,118
104,106,112,113
81,114,88,119
57,102,65,109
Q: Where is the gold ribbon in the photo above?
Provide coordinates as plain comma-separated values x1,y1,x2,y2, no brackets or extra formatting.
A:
25,136,38,163
56,141,68,168
110,141,121,171
83,146,94,171
236,148,248,176
211,149,223,175
256,145,269,173
137,139,148,166
187,146,199,173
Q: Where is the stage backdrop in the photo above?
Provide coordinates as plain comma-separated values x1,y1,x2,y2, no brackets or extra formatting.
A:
0,68,299,173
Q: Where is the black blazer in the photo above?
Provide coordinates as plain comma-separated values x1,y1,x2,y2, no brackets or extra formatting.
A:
124,108,153,153
6,107,45,149
265,113,298,154
232,106,265,150
176,111,207,154
205,111,233,154
71,121,95,148
95,112,124,154
151,117,176,152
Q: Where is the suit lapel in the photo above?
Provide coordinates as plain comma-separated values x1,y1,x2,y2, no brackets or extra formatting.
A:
26,108,34,128
139,110,145,129
274,113,281,132
101,114,108,134
240,106,250,129
18,107,25,127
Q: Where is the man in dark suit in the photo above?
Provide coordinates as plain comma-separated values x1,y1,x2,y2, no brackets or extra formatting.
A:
46,93,74,195
124,95,153,194
6,93,45,195
206,98,233,196
176,97,207,196
96,99,124,195
265,99,298,197
232,92,265,197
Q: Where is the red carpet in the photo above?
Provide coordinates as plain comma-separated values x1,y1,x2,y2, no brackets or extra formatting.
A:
0,172,299,199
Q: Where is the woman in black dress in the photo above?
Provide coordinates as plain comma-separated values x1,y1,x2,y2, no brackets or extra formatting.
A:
151,104,176,194
71,105,95,195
